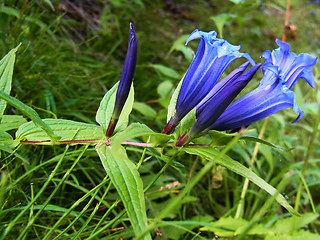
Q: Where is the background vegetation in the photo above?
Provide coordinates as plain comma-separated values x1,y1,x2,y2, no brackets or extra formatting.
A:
0,0,319,239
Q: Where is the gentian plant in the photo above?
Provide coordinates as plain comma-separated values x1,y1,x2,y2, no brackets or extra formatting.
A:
0,24,317,239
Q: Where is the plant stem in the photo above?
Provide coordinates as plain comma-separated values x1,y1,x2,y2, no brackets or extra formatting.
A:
20,139,209,147
235,117,269,218
282,0,291,42
20,139,153,147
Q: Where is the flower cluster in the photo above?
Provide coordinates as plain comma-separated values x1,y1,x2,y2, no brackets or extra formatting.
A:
161,30,256,134
209,39,317,132
107,24,317,147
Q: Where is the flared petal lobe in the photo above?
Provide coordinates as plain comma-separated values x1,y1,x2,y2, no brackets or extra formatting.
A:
208,40,317,131
260,39,317,89
106,23,137,137
163,29,255,134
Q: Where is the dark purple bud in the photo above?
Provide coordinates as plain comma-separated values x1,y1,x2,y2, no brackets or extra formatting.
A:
106,22,137,137
189,62,261,137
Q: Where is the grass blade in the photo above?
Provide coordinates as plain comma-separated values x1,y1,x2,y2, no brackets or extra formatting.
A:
0,91,59,142
0,44,20,117
183,146,299,216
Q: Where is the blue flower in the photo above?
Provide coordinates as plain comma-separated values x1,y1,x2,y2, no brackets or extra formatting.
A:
106,22,137,137
162,29,255,134
208,39,317,131
176,62,261,146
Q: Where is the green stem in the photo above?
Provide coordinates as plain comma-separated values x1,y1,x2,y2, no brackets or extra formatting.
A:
235,117,269,218
143,149,181,193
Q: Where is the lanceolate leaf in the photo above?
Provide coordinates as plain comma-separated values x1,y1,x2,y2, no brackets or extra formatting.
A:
183,146,299,215
150,64,179,79
16,119,104,142
0,130,16,149
207,130,290,151
0,44,21,118
96,81,134,133
167,78,183,122
0,91,59,142
0,115,27,131
241,135,290,151
96,144,152,240
112,123,154,144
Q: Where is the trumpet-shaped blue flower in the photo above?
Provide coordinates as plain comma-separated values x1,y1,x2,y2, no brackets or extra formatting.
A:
208,39,317,131
162,29,255,134
106,22,137,137
176,62,261,146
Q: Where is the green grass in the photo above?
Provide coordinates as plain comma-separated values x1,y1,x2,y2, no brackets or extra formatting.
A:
0,0,320,239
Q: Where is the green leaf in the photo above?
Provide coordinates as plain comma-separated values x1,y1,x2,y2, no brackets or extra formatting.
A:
241,135,291,151
148,132,174,147
201,214,320,238
210,13,237,38
207,131,290,151
0,115,27,131
44,0,55,11
150,64,179,79
167,78,183,122
0,44,21,118
179,107,196,135
0,130,16,148
133,102,157,118
174,44,194,61
168,34,189,55
16,119,104,142
208,130,237,146
112,122,154,144
0,91,59,142
96,144,152,240
183,146,299,215
272,213,318,233
112,123,173,147
96,82,134,133
157,80,173,98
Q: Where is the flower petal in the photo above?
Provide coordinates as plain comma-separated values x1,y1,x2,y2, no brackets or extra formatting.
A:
261,39,317,89
209,78,303,131
189,62,261,135
173,29,255,125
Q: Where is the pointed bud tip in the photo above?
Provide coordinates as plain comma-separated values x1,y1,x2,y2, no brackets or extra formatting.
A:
128,22,137,46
